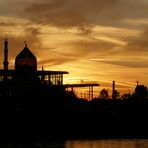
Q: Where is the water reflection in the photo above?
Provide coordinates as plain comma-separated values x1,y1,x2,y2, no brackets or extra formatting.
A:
0,142,65,148
65,139,148,148
0,140,148,148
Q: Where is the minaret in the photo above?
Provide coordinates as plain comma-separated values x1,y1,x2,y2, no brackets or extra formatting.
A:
3,36,9,71
41,65,45,83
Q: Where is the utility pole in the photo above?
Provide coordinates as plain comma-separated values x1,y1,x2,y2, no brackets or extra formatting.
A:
112,80,115,99
136,81,139,86
3,36,9,70
3,36,9,80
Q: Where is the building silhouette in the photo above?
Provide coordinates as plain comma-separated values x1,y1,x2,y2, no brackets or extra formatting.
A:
0,38,99,98
0,38,68,96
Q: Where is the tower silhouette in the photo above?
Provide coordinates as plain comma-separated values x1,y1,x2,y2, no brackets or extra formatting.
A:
3,36,9,80
0,39,69,96
3,36,9,71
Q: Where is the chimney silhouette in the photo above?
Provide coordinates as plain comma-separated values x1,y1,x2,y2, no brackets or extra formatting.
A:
3,36,9,71
112,80,115,99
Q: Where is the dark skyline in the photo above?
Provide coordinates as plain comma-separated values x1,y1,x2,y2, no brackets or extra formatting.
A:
0,0,148,96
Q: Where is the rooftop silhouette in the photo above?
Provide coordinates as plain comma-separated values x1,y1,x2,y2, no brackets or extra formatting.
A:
0,38,69,96
0,38,148,140
0,38,99,97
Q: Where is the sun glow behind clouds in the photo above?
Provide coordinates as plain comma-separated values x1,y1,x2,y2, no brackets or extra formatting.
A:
0,0,148,98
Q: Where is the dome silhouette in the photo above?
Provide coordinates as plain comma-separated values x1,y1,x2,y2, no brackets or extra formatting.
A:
15,46,37,71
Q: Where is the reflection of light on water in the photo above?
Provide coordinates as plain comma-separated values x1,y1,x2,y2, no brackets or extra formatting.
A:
1,140,148,148
65,139,148,148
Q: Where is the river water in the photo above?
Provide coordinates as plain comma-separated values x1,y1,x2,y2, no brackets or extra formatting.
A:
1,139,148,148
65,139,148,148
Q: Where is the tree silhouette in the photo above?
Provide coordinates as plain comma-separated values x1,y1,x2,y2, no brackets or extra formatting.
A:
121,93,132,99
112,90,120,99
134,84,148,98
99,88,110,100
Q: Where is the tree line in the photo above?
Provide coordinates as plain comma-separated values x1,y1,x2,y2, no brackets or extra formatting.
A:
97,84,148,100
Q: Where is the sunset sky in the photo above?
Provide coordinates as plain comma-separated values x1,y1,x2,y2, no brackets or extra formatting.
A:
0,0,148,97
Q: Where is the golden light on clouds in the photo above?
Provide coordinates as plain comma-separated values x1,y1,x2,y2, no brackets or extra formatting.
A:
0,0,148,97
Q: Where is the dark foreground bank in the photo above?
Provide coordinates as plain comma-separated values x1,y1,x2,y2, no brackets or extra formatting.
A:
0,112,148,142
0,96,148,142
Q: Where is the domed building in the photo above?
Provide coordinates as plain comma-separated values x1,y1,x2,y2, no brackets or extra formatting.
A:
0,38,99,97
14,43,38,84
15,44,37,71
0,39,69,96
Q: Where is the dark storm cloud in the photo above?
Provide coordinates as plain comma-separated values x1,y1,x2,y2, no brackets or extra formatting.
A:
1,0,147,29
24,0,118,33
25,0,82,26
1,0,148,69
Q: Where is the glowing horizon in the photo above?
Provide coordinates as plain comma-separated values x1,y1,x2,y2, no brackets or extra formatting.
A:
0,0,148,98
